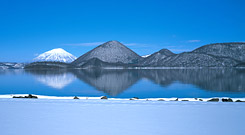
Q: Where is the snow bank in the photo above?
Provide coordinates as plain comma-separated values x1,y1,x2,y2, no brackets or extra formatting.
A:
0,99,244,135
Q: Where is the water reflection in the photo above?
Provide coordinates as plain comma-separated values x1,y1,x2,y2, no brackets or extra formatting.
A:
0,69,25,75
26,70,76,89
72,70,140,96
26,69,245,96
139,69,245,92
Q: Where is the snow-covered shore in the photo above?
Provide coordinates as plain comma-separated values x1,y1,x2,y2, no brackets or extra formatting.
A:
0,98,245,135
0,94,245,102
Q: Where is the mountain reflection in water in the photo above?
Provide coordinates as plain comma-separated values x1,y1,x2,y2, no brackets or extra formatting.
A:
25,68,245,96
26,70,76,89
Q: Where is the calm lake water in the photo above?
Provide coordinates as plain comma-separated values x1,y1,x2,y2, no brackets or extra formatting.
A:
0,69,245,98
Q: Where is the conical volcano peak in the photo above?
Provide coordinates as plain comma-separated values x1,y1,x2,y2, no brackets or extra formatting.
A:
33,48,77,63
52,48,66,51
100,40,124,48
72,41,143,66
107,40,121,44
47,48,68,54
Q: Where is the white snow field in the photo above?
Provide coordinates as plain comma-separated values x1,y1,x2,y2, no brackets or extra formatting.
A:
0,99,245,135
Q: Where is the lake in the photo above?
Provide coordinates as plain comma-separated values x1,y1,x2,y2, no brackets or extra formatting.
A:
0,68,245,98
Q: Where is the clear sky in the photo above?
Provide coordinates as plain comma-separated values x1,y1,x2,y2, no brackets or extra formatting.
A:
0,0,244,62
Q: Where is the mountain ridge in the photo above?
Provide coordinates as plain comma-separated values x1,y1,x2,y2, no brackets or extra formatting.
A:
21,41,245,69
139,49,175,66
192,42,245,62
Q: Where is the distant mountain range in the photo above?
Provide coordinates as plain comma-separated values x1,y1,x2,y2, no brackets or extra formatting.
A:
70,41,245,68
0,62,25,70
1,41,245,69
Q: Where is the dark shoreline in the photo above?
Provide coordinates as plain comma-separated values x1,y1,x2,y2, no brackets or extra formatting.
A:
1,94,245,102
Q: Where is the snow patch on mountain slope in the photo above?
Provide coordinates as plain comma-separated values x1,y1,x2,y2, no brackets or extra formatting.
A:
141,54,151,58
33,48,77,63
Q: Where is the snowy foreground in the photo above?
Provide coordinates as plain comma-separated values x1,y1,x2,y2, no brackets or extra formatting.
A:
0,99,245,135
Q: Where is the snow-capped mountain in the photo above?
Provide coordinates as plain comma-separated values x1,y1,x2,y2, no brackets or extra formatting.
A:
33,48,77,63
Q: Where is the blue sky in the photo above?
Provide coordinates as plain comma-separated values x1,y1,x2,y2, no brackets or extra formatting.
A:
0,0,244,62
